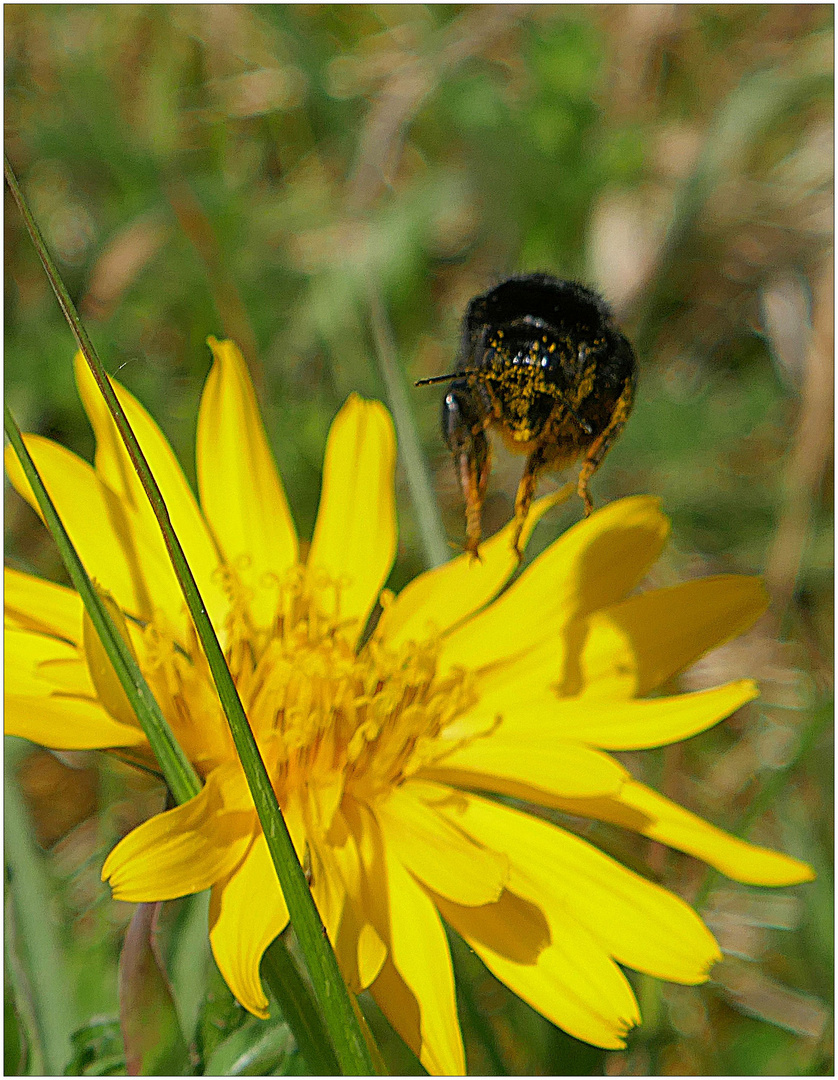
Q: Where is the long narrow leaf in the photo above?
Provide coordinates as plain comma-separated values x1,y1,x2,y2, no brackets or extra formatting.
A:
3,406,201,807
368,286,450,570
5,154,377,1076
262,938,340,1076
4,739,77,1075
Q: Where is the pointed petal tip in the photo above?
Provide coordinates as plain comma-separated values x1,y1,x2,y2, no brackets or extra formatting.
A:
679,939,724,986
707,943,724,976
336,391,394,431
772,857,817,886
719,845,817,887
601,493,671,544
101,844,140,901
739,677,760,699
248,999,270,1021
205,336,234,364
598,492,665,518
101,847,118,887
328,392,396,459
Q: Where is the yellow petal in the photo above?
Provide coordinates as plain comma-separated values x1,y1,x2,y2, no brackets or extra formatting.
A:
209,832,290,1018
575,576,770,698
437,889,639,1050
5,628,89,696
342,798,393,987
442,888,552,964
5,567,82,643
197,338,298,626
465,636,569,720
378,489,569,649
374,838,466,1075
5,628,146,749
349,799,464,1073
73,353,228,629
314,851,383,994
369,962,432,1072
356,921,387,991
425,730,627,801
483,937,640,1050
552,779,816,887
82,596,142,730
475,680,759,751
569,680,759,749
309,838,347,952
307,395,397,640
322,807,387,992
438,495,669,674
101,773,254,901
5,693,146,750
5,437,150,618
377,780,507,906
444,793,721,985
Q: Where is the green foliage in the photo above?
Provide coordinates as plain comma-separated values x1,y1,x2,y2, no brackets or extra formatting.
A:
194,967,253,1073
5,986,30,1076
64,1020,125,1077
5,5,832,1075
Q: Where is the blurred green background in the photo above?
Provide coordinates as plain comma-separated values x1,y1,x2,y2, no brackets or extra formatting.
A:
5,5,833,1075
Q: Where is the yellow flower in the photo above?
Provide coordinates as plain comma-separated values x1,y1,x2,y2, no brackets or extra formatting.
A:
5,339,813,1074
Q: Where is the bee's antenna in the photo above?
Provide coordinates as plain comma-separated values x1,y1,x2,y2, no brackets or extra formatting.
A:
415,369,480,387
414,372,458,387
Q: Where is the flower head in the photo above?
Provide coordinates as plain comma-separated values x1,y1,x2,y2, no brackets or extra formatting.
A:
5,338,813,1074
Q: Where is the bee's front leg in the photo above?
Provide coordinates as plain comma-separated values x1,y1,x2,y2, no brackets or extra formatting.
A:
512,443,550,562
442,379,492,559
576,374,635,516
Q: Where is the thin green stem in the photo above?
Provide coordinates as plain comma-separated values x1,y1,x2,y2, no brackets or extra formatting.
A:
5,738,77,1075
4,405,201,806
368,286,450,570
5,153,377,1076
262,938,340,1075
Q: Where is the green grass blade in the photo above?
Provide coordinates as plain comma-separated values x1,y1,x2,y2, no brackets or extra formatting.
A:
368,287,450,569
5,154,377,1076
262,938,340,1075
4,738,77,1075
4,406,201,807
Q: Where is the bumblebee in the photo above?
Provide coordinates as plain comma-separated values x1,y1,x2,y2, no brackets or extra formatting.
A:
418,273,636,559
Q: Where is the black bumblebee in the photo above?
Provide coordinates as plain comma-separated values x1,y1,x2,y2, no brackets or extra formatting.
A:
418,273,636,559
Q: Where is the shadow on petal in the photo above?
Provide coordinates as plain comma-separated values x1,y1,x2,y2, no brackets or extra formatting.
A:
434,888,550,965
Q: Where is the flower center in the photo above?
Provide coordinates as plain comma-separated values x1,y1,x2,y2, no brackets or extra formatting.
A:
238,568,477,804
139,566,480,806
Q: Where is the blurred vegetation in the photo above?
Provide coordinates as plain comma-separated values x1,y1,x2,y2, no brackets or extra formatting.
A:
5,5,833,1076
